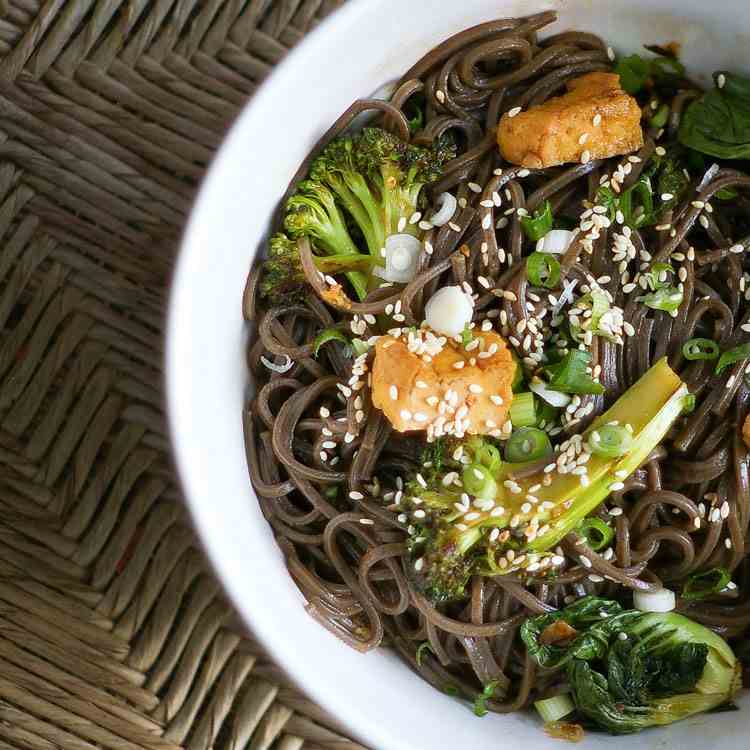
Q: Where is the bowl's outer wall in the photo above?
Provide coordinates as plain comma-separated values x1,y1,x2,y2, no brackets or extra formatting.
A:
168,1,749,748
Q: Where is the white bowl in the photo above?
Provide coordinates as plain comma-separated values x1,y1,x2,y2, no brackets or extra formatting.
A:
167,1,749,748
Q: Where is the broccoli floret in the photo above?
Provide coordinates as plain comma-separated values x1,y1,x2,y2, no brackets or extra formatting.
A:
259,233,307,303
270,128,453,300
285,179,361,257
404,436,504,604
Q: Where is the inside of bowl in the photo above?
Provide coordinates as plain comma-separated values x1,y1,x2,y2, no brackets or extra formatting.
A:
168,1,750,748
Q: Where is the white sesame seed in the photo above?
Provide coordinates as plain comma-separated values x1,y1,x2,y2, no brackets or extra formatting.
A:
718,73,726,89
464,511,480,521
400,409,412,421
413,509,426,519
507,106,522,118
593,113,602,127
580,556,592,568
349,491,364,500
578,132,589,145
389,385,399,401
468,182,482,193
607,46,615,61
721,501,730,519
580,150,591,164
435,89,446,103
397,217,407,232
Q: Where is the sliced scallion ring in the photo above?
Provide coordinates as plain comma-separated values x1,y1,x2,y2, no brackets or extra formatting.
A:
429,191,458,227
577,518,615,551
587,423,633,458
462,464,498,500
505,427,552,463
527,252,561,289
682,338,720,361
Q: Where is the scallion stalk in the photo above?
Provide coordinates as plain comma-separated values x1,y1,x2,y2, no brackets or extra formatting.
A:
509,392,537,427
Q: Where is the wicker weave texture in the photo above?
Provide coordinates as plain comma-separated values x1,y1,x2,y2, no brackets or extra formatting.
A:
0,2,367,749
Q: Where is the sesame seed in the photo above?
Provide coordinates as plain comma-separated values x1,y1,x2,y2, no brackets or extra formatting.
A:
580,556,592,568
435,89,446,103
469,384,483,394
414,509,426,519
464,511,480,521
699,215,710,229
720,501,730,519
390,385,398,400
507,106,522,118
607,46,615,61
694,516,702,529
449,221,462,232
578,132,589,145
725,538,732,549
661,193,674,201
400,409,412,421
593,113,602,127
349,491,364,500
344,432,354,444
322,440,336,449
468,181,482,193
581,150,591,164
588,574,605,583
618,632,628,641
730,243,744,254
609,507,623,517
718,73,726,89
397,217,407,232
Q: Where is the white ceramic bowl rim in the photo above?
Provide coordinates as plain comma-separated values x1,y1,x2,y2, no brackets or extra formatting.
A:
167,2,749,748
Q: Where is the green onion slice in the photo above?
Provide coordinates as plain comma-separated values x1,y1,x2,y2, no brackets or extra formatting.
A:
527,252,561,289
683,393,696,414
521,200,553,242
509,391,537,427
462,464,498,500
637,285,683,313
505,427,552,463
473,680,500,717
587,424,633,458
716,343,750,375
682,567,732,600
577,518,615,551
351,338,369,357
312,328,350,357
474,442,503,473
544,350,605,395
535,694,575,723
683,338,720,361
650,102,670,128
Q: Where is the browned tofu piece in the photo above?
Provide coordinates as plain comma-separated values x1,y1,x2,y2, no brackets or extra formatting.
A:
743,414,750,449
371,329,515,438
497,72,644,169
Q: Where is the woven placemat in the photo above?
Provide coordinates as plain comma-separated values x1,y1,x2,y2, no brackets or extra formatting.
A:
0,2,368,749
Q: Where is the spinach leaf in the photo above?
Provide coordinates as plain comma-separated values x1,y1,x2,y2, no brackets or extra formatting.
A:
615,52,686,95
679,72,750,159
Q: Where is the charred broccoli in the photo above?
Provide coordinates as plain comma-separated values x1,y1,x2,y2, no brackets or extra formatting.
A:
259,126,454,302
